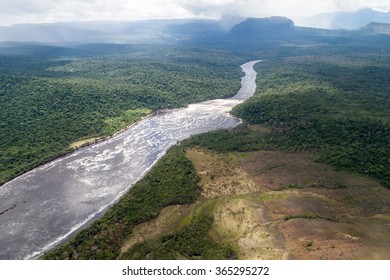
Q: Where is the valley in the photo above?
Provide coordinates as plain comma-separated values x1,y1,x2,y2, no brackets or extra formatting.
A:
43,52,390,260
1,13,389,260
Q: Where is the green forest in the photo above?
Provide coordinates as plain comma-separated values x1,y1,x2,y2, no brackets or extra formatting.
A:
189,55,390,188
0,45,244,185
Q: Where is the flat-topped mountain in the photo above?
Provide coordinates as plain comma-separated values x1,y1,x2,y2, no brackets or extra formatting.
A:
228,17,294,39
1,14,389,45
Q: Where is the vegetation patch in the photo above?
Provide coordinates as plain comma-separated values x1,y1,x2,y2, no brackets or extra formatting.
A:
119,204,191,257
102,108,151,135
284,212,338,222
69,137,99,149
122,211,235,260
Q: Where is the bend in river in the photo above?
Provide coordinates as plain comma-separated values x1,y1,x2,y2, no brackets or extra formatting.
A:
0,60,261,259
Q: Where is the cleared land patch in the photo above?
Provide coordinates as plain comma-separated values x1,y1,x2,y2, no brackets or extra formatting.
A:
111,148,390,260
240,150,390,259
186,149,260,198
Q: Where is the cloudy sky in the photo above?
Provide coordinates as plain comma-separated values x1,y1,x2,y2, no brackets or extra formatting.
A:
0,0,389,26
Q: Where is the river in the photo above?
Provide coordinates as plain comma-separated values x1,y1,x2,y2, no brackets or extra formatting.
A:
0,60,260,259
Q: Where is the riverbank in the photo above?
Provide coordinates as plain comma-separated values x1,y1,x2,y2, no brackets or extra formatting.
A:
1,81,245,188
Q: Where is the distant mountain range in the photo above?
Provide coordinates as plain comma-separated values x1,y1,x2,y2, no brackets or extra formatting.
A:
296,8,390,30
0,11,389,45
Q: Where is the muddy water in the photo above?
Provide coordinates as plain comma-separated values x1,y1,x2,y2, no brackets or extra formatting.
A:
0,60,260,259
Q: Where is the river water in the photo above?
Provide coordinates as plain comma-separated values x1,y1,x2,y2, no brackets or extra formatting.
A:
0,60,260,259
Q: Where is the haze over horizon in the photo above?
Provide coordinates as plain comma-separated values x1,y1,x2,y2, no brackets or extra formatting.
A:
1,0,389,27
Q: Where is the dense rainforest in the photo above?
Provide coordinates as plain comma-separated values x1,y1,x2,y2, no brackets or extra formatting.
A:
0,45,245,185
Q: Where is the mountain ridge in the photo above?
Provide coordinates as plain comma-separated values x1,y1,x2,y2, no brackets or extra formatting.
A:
1,13,390,45
296,8,390,29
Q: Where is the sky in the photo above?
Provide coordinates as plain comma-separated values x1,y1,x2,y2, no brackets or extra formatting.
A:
0,0,389,26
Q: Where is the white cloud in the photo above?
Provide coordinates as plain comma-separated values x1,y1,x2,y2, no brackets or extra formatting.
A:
0,0,389,26
179,0,390,18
